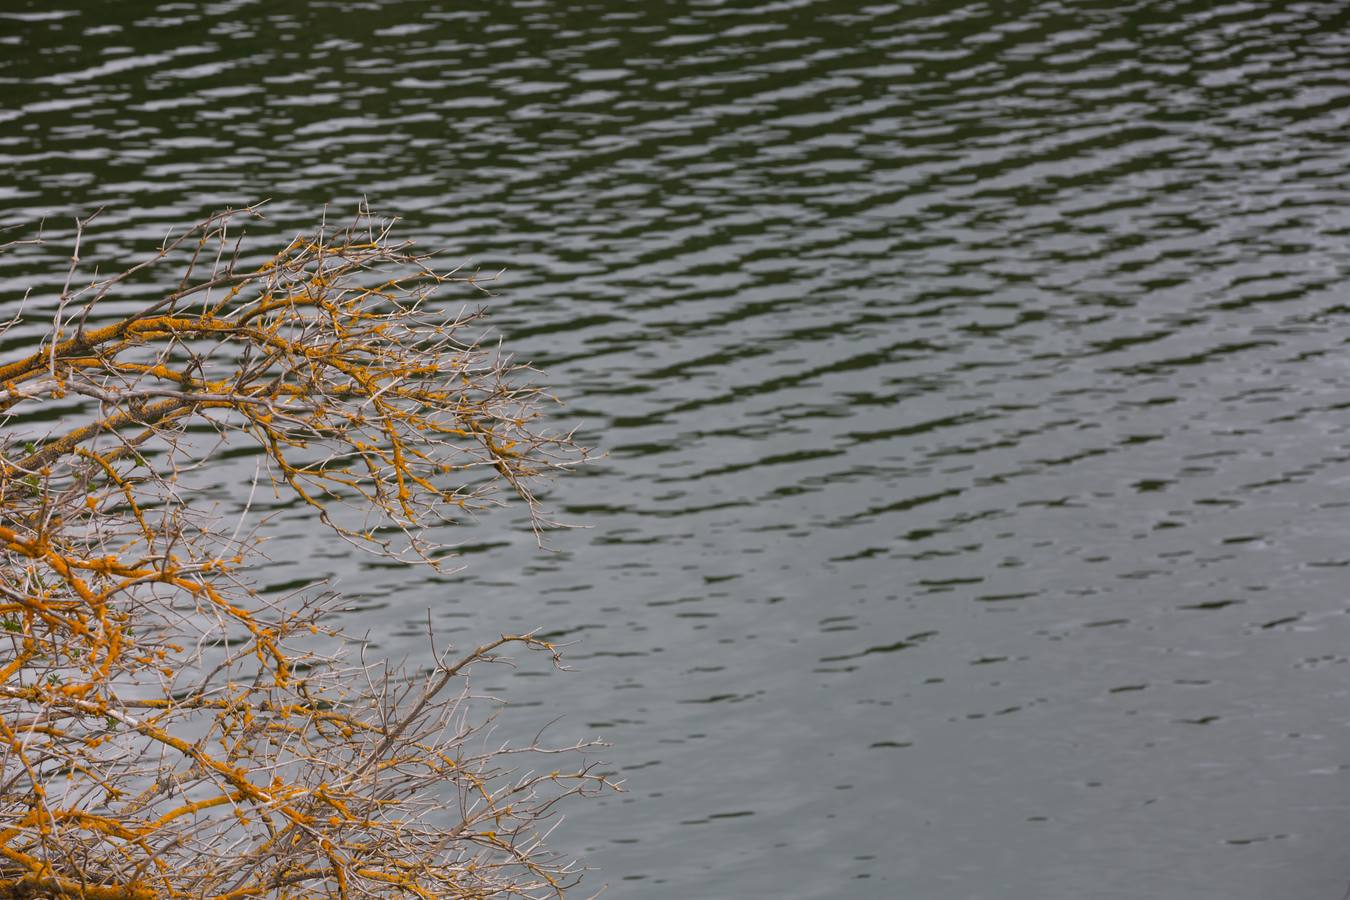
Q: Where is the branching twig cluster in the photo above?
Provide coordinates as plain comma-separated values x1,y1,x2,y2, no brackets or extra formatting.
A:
0,206,612,898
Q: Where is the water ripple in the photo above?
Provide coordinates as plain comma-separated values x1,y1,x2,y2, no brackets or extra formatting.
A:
5,1,1350,897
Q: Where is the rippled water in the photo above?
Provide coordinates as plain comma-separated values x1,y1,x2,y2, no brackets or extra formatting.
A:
7,1,1350,896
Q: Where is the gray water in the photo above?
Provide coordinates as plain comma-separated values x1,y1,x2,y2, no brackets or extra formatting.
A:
5,1,1350,897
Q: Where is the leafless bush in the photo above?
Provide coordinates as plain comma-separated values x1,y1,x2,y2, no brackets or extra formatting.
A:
0,206,614,898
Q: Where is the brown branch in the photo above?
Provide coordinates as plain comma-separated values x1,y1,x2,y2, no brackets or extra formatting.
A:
0,206,611,898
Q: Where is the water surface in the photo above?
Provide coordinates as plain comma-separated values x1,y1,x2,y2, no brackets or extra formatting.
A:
5,2,1350,897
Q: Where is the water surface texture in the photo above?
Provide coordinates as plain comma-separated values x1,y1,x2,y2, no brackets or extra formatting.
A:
6,2,1350,897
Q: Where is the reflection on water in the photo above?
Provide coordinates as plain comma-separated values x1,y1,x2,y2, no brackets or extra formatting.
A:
6,1,1350,896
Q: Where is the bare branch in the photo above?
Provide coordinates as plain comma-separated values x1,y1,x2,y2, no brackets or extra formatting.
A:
0,207,613,898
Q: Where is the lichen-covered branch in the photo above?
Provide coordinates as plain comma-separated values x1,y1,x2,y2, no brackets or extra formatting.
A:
0,206,613,898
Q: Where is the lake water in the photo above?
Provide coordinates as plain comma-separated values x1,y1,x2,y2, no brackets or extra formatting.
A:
6,2,1350,897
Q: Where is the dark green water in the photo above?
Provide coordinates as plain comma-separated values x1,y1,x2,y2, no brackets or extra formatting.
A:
6,1,1350,896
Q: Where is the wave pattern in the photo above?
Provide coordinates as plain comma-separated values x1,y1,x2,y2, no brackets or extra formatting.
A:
5,1,1350,897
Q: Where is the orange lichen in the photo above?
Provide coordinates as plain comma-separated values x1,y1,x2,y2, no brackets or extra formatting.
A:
0,207,609,898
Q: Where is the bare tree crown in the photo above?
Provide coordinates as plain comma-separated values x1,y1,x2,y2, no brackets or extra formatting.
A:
0,207,612,899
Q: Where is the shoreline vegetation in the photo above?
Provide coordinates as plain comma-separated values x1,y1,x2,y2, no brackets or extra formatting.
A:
0,206,613,898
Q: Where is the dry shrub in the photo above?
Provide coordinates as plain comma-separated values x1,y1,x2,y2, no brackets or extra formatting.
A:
0,206,614,898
